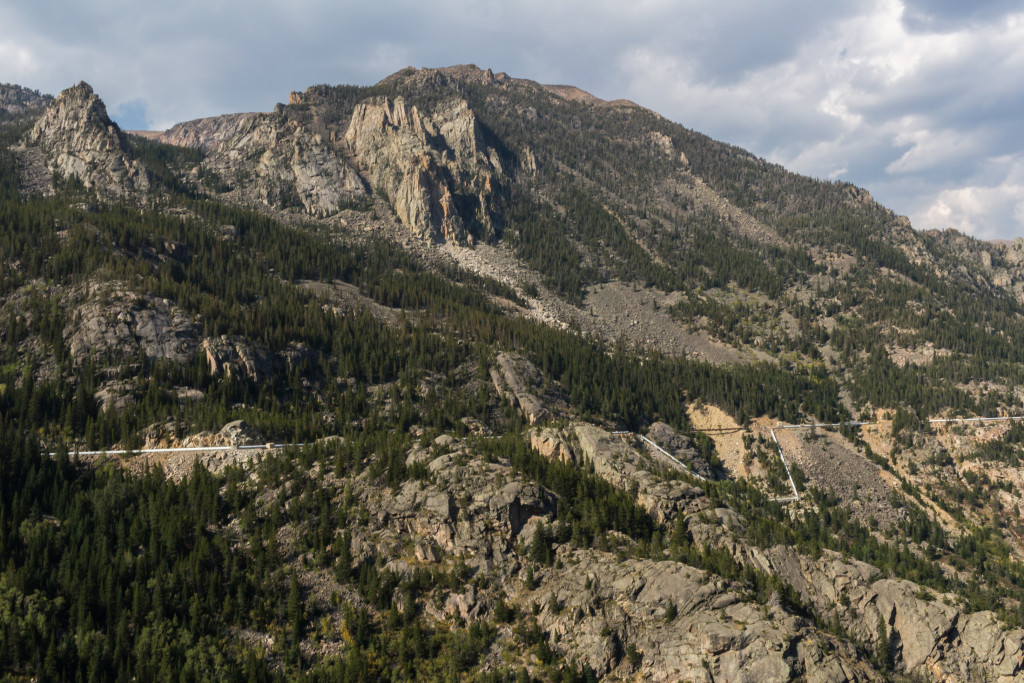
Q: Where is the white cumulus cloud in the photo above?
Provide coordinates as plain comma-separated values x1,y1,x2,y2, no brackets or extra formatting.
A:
915,157,1024,239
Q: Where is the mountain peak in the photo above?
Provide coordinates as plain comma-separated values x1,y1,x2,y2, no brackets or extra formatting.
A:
24,81,149,198
65,80,95,98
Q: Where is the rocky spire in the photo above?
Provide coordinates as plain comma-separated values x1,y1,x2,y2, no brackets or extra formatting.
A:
344,96,504,244
25,81,149,198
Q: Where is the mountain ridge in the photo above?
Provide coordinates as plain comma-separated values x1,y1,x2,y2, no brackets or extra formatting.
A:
4,66,1024,681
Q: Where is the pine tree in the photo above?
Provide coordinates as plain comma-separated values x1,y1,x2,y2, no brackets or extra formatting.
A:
530,522,551,565
875,613,893,671
664,599,678,623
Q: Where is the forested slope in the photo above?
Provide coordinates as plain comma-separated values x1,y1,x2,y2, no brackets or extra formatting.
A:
3,72,1024,681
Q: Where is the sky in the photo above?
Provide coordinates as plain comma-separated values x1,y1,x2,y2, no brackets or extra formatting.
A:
2,0,1023,240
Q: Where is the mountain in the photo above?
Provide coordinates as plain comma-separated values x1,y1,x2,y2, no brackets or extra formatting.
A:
0,83,51,115
2,66,1024,681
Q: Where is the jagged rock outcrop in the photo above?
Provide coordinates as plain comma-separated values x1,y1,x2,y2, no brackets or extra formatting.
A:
0,84,51,114
126,74,506,241
530,426,576,463
66,287,196,363
524,550,881,681
489,352,568,424
338,428,880,680
200,335,274,384
24,82,149,198
176,88,504,236
646,421,715,479
199,114,366,216
344,96,503,243
750,546,1024,681
198,336,322,386
986,236,1024,302
355,436,557,584
436,64,514,87
215,419,261,447
574,423,706,523
93,380,137,413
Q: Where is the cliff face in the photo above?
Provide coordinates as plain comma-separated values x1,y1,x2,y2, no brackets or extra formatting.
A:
24,82,149,198
16,79,506,244
191,93,506,243
143,109,369,216
0,83,51,115
343,96,503,244
158,112,258,152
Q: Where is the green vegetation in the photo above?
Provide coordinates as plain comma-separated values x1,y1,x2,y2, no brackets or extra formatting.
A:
0,129,851,678
7,68,1024,680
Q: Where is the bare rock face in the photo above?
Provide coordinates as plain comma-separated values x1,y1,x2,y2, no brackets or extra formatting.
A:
158,113,258,152
573,423,705,523
200,335,274,384
0,84,51,115
752,546,1024,681
344,96,503,243
24,82,149,198
646,421,715,479
988,237,1024,303
489,352,560,424
527,550,880,682
66,287,196,363
200,115,367,217
148,87,504,242
357,437,557,583
530,426,576,463
256,121,366,216
216,419,261,447
93,380,137,413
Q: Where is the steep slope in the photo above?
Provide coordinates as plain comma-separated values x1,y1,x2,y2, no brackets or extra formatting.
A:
121,65,1024,423
371,66,1024,423
5,71,1024,682
23,81,149,198
139,82,506,243
0,83,51,115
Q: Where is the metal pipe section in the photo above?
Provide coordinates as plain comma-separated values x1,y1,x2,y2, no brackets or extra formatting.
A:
48,443,306,457
638,433,707,481
927,416,1024,424
769,427,800,501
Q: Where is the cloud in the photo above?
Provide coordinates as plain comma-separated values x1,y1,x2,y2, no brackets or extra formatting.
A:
884,125,987,174
1,0,1024,237
0,40,37,74
913,156,1024,239
901,0,1022,31
613,0,1024,238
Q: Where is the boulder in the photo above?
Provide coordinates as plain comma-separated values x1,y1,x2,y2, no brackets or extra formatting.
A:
216,420,260,447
